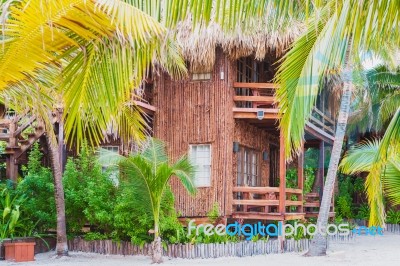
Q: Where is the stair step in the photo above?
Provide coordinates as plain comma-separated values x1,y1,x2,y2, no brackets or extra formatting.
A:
27,133,38,139
19,139,30,145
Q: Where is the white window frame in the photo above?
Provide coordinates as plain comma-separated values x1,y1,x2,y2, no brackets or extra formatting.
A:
189,144,212,187
192,72,212,81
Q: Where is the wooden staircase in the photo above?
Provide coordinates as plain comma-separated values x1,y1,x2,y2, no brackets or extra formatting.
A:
0,114,48,181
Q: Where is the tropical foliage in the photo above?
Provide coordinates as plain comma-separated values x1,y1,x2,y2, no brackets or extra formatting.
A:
340,140,400,223
104,138,196,263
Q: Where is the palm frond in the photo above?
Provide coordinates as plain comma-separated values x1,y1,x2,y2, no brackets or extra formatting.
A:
339,139,381,174
171,156,197,195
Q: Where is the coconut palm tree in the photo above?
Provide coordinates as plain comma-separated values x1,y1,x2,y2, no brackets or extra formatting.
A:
0,0,185,256
274,0,400,256
340,67,400,225
105,138,196,263
340,139,400,214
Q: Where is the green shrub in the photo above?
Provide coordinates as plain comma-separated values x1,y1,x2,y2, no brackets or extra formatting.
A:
386,209,400,224
16,143,56,231
63,144,117,235
207,203,220,224
304,166,316,194
356,204,370,220
285,168,297,188
112,182,184,245
335,175,354,219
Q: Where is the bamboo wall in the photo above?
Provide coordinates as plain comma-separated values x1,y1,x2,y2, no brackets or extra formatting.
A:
153,48,236,217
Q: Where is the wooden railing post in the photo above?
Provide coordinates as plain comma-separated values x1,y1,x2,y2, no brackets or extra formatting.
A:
279,131,286,215
297,143,304,214
318,140,325,200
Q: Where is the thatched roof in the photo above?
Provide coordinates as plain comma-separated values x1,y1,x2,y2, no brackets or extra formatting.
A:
174,18,305,72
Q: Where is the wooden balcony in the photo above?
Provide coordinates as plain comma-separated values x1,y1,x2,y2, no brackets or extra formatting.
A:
233,82,279,120
232,186,305,221
233,82,335,141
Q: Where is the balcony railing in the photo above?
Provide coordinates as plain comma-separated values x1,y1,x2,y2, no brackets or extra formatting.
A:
233,82,335,141
232,186,304,220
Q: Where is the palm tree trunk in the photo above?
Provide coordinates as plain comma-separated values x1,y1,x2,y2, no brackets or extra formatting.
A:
46,112,68,256
305,69,354,256
152,222,163,263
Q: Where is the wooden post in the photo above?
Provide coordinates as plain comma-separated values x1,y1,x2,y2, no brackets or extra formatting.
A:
297,143,304,214
278,131,286,215
6,120,18,182
278,131,286,252
318,140,325,200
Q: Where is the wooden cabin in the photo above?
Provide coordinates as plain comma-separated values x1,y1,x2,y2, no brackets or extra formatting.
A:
0,47,336,223
138,48,336,223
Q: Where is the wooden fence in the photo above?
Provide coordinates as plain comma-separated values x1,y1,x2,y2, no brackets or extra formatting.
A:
67,233,354,259
386,224,400,234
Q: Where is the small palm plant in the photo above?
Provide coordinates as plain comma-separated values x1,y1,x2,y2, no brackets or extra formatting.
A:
102,138,196,263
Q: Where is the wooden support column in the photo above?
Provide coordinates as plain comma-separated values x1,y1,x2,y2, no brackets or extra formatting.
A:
278,131,286,215
6,120,18,182
318,140,325,200
297,143,304,214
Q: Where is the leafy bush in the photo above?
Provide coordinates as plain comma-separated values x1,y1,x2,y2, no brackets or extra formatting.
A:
336,196,352,219
304,166,316,194
355,204,370,220
353,177,365,193
335,175,354,219
11,142,197,245
386,209,400,224
207,203,220,224
113,182,185,245
63,144,117,235
16,143,56,231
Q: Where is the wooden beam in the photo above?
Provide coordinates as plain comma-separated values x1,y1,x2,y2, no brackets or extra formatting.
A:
0,133,10,141
313,107,335,125
133,100,156,114
233,95,275,103
285,188,302,194
0,119,11,127
232,186,279,193
304,202,320,207
232,199,279,206
12,116,35,137
309,115,335,134
279,131,286,214
232,212,284,221
233,113,280,119
305,121,334,144
285,201,303,206
233,82,280,89
284,213,306,220
232,107,280,113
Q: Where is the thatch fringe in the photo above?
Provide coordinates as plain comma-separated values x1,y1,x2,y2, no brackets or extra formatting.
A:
175,18,304,72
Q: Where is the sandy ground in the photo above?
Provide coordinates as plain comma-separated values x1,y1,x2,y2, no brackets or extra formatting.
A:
2,233,399,266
